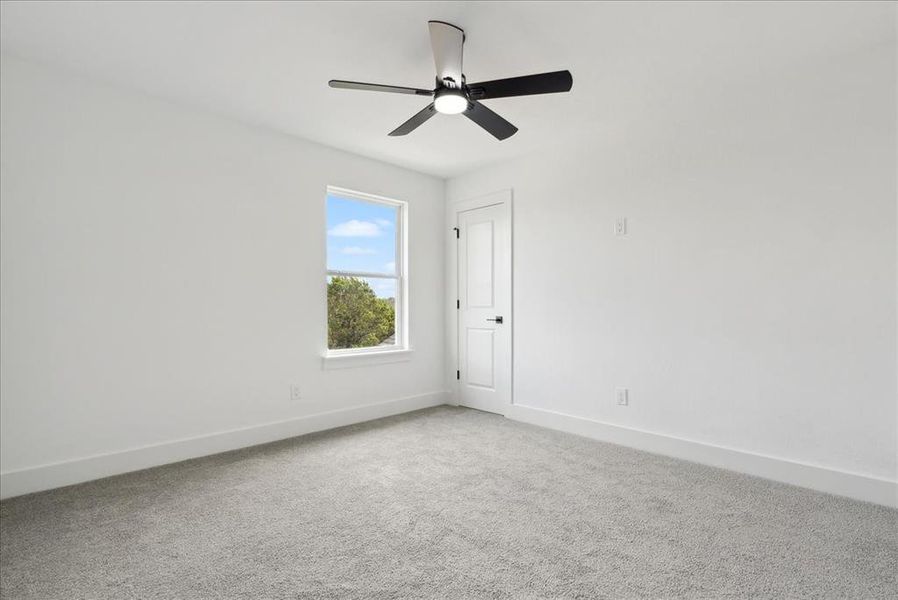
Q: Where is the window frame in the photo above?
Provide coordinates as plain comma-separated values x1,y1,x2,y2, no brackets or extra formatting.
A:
324,185,409,359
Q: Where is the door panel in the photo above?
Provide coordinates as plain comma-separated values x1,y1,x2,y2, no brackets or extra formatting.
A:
465,328,495,388
465,221,494,307
457,201,511,415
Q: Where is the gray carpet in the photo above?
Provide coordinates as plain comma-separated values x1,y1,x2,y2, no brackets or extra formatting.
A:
1,406,896,599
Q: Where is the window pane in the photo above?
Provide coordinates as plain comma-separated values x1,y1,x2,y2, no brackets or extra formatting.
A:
326,194,397,275
327,276,397,350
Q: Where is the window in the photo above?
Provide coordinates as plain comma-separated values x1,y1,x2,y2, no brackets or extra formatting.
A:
326,186,407,355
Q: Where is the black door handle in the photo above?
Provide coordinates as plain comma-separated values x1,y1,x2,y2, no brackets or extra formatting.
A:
486,316,504,323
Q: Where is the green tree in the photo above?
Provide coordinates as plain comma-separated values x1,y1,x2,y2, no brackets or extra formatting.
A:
327,277,395,349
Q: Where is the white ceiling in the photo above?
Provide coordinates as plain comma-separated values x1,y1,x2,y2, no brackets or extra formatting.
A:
0,1,892,178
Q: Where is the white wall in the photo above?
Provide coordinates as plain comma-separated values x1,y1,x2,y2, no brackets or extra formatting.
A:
448,42,897,498
0,55,446,496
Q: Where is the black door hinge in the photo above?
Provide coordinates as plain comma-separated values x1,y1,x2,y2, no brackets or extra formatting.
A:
453,227,459,239
456,370,460,380
456,299,460,309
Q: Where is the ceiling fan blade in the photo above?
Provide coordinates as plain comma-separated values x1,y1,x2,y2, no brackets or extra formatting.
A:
467,70,573,100
388,103,438,136
464,101,518,140
428,21,464,87
329,80,433,96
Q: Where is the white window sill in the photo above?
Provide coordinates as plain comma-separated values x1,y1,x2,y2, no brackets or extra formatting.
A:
322,348,414,370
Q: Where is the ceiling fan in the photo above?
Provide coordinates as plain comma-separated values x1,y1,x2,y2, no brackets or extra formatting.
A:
328,21,573,141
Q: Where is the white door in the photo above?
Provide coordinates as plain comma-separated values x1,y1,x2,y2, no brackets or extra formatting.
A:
456,201,511,415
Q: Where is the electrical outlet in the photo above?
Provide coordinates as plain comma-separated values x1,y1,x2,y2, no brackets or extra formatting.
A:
290,385,302,402
614,218,627,236
615,387,629,406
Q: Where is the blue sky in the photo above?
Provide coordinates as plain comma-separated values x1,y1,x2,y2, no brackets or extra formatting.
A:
327,194,397,298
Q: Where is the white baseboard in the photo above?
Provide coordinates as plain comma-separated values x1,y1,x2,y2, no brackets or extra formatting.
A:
508,404,898,509
5,396,894,509
0,391,449,500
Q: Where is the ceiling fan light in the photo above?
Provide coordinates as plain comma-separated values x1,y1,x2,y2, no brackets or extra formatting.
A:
434,91,468,115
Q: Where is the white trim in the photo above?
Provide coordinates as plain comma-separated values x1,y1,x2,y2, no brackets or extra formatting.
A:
0,391,448,500
322,348,414,369
327,185,407,208
327,270,398,279
449,188,514,213
508,404,898,508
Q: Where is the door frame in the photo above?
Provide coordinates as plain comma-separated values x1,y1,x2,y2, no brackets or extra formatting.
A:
446,189,513,414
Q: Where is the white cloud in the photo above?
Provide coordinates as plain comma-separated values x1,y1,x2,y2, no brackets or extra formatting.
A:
384,261,396,272
328,220,382,237
341,246,376,255
374,218,394,228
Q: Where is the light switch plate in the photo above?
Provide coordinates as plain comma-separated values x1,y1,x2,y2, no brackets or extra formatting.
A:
615,387,629,406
